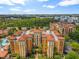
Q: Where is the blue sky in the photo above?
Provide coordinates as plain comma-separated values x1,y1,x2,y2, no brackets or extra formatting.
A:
0,0,79,14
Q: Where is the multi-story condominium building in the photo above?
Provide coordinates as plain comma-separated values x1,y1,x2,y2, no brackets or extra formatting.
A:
9,28,64,58
42,30,64,58
9,35,27,57
50,22,76,35
31,29,64,58
8,35,15,53
17,37,27,57
47,35,54,58
31,28,42,47
68,16,79,23
54,15,79,24
25,34,33,54
61,23,75,35
42,34,48,56
9,31,33,58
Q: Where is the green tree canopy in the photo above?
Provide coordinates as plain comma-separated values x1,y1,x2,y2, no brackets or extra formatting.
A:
70,42,79,52
69,30,79,42
65,51,79,59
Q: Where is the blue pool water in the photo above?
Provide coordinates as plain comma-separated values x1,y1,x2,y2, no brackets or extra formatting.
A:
0,38,10,47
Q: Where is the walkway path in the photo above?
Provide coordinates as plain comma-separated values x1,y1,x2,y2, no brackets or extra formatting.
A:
35,53,38,59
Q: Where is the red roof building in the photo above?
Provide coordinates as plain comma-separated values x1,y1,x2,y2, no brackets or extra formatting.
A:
9,28,64,58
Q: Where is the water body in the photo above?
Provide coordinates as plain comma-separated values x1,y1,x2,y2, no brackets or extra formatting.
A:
0,38,10,47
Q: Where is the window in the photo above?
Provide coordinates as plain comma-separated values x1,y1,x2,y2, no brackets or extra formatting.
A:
49,41,53,46
60,41,63,46
35,33,38,45
21,41,26,45
28,38,32,40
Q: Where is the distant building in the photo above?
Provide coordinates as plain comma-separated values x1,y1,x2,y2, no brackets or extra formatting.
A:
50,22,76,35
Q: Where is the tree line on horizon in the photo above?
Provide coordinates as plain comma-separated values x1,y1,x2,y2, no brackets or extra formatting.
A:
0,18,52,28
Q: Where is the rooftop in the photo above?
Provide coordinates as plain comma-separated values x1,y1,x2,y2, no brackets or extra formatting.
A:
0,50,8,58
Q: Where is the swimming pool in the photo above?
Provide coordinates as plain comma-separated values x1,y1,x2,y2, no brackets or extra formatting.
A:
0,38,10,47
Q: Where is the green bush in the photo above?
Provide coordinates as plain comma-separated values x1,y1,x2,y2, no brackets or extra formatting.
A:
65,51,79,59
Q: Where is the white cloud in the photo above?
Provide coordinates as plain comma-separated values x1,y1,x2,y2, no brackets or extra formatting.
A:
0,0,14,5
0,0,27,5
37,0,48,2
11,0,27,5
9,7,36,14
58,0,79,6
43,5,56,8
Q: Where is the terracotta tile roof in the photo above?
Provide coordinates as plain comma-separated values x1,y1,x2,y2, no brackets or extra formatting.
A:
3,45,9,50
3,30,8,35
0,30,3,35
0,50,8,58
53,31,60,36
26,34,32,38
18,36,25,41
58,36,64,40
42,34,47,37
17,34,32,41
9,35,15,40
47,35,54,41
15,30,22,35
62,23,75,28
52,22,75,30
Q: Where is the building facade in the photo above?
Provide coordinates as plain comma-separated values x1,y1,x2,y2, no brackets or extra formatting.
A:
50,22,76,35
9,28,64,58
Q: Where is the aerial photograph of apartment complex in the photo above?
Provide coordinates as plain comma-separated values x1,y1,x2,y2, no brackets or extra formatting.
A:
0,0,79,59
